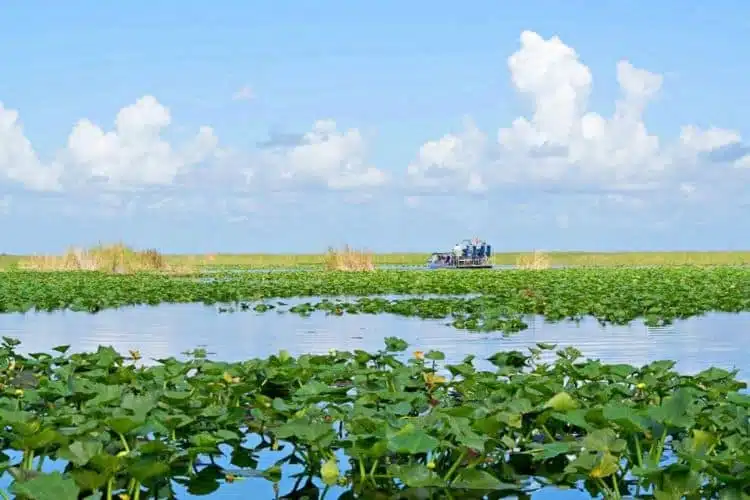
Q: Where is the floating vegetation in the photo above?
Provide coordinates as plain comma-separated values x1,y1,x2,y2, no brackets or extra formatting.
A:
2,268,750,332
0,337,747,498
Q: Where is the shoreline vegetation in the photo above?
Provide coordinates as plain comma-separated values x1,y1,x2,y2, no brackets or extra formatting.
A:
3,243,750,273
0,337,746,498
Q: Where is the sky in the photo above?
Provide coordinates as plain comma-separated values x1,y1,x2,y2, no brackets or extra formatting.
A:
1,1,750,253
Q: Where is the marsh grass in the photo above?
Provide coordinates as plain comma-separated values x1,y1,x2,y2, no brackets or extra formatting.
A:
16,243,181,274
323,245,375,271
5,249,750,271
515,250,551,270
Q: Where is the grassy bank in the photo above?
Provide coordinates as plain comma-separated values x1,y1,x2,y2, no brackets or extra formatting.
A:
3,250,750,271
116,250,750,268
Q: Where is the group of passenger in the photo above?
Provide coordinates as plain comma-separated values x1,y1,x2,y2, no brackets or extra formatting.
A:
430,241,492,266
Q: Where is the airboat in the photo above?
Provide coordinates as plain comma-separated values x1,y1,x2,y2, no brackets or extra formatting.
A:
427,238,493,269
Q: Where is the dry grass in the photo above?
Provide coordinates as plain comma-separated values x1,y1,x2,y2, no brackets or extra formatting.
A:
323,245,375,271
515,250,551,270
16,243,180,274
6,248,750,272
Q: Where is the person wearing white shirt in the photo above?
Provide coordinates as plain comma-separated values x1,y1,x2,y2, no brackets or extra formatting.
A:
453,243,462,262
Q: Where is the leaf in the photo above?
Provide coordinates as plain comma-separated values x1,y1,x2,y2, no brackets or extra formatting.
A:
582,429,627,453
425,350,445,361
10,472,80,500
533,441,578,460
602,403,647,431
388,464,445,487
59,440,103,467
648,388,696,428
106,416,142,435
128,458,171,483
451,469,516,490
387,424,439,454
70,469,107,491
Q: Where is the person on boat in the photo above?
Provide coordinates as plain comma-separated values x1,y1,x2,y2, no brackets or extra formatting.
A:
453,243,462,262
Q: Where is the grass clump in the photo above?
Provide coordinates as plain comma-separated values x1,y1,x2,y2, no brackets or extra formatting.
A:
17,243,174,274
323,245,375,271
515,250,551,270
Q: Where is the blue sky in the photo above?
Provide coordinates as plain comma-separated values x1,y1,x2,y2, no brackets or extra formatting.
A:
1,1,750,253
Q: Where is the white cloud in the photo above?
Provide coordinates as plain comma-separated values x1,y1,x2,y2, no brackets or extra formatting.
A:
65,96,219,188
260,119,387,190
0,103,63,191
408,30,750,195
232,86,255,102
407,118,487,192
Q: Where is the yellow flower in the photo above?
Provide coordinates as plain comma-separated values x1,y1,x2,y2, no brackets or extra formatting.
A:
413,351,424,360
427,461,436,470
13,389,23,397
589,452,619,478
222,372,240,384
636,382,646,390
128,350,141,361
422,372,446,389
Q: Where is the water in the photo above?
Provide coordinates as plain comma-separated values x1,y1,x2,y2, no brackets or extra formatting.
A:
1,304,747,380
1,305,748,498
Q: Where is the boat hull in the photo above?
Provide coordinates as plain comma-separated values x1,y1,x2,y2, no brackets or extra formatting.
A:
427,263,493,269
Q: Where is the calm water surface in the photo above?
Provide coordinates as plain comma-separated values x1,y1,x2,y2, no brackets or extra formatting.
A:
0,305,747,499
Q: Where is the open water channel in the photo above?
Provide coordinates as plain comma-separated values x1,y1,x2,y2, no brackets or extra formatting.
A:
0,301,747,498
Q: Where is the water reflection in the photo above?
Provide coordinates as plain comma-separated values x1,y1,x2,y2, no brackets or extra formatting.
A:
0,305,747,380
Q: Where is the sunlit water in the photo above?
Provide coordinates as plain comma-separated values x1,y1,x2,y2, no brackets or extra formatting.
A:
0,305,748,498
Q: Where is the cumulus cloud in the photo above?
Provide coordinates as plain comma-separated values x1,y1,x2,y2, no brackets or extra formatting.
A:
407,118,487,192
0,103,63,191
65,96,219,188
258,119,387,190
408,30,750,195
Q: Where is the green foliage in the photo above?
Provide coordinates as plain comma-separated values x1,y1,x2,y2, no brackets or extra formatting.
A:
0,337,747,498
2,268,750,333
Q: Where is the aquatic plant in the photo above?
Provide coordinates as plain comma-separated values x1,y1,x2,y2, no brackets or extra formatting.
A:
516,250,551,270
323,245,375,272
0,337,746,498
16,243,173,274
3,267,750,333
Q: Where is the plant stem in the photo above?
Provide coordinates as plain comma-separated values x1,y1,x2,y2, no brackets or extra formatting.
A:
612,474,621,498
118,432,131,453
444,450,467,483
